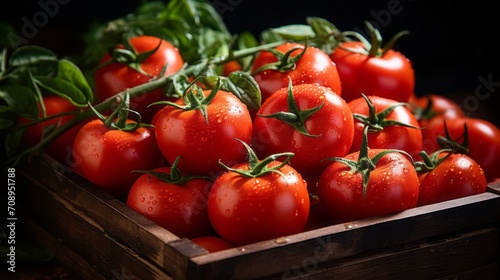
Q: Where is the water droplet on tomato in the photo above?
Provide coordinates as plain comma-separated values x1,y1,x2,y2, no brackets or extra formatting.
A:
140,197,145,202
225,209,230,214
201,136,208,142
152,200,157,205
147,207,153,212
168,197,174,202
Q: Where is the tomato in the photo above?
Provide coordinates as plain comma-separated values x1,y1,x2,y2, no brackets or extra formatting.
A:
19,95,81,164
416,151,487,206
348,95,422,159
330,40,414,103
422,117,500,182
126,166,214,238
318,147,419,223
207,142,310,246
191,236,234,253
252,83,354,177
409,93,465,128
72,118,164,198
222,60,242,76
94,35,184,122
251,42,342,104
303,175,329,231
155,88,252,176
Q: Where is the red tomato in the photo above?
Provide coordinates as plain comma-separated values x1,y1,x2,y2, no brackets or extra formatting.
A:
251,42,342,103
422,117,500,182
208,154,310,246
417,152,487,206
348,95,422,159
318,148,419,223
126,166,214,238
222,60,242,76
252,83,354,177
20,95,81,164
72,118,164,198
155,89,253,176
409,94,465,128
191,236,234,253
330,40,414,103
94,35,184,122
303,175,329,231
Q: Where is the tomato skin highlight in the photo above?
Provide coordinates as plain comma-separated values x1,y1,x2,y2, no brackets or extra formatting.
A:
207,161,310,246
318,149,419,223
348,95,422,159
127,166,214,238
94,35,184,122
417,153,487,206
72,118,164,198
252,42,342,103
330,41,414,103
155,90,253,176
252,83,354,177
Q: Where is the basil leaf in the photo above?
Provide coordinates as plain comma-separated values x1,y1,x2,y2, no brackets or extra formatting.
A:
0,84,38,119
34,77,88,107
57,59,94,103
206,72,261,110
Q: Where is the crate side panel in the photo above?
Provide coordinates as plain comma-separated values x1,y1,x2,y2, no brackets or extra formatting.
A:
188,191,500,279
22,156,182,272
20,172,174,280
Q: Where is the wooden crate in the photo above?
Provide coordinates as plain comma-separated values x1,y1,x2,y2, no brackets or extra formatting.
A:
18,154,500,279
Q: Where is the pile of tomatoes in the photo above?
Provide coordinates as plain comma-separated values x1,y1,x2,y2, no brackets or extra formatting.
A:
24,30,500,251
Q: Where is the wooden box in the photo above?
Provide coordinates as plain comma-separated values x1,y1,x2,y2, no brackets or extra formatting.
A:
18,154,500,279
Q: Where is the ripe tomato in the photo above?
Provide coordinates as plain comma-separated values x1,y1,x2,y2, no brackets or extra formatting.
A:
409,93,465,128
330,40,414,103
348,95,422,159
251,42,342,103
72,118,164,198
155,89,252,176
207,143,310,246
318,148,419,223
94,35,184,122
19,95,81,164
252,83,354,177
422,117,500,182
126,166,214,238
417,152,487,206
191,236,234,253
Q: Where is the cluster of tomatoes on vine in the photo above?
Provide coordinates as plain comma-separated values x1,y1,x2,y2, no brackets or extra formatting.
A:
20,23,500,252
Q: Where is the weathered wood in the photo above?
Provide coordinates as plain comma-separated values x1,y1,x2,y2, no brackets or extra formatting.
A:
20,169,174,279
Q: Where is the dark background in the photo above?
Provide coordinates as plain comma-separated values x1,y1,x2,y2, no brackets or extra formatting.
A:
2,0,499,125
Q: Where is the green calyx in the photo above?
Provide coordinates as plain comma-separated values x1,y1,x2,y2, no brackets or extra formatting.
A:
133,156,213,185
437,121,469,155
414,148,453,173
98,37,164,77
251,44,308,75
325,125,414,197
89,92,151,132
219,138,294,179
340,21,409,57
353,93,420,133
150,76,222,125
256,78,323,137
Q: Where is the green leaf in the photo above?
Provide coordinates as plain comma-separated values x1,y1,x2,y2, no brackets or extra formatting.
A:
207,72,262,110
0,84,38,119
56,59,94,103
0,109,16,130
34,77,88,107
267,24,316,41
8,45,58,67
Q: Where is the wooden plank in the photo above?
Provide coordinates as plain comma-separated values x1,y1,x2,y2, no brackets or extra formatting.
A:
19,217,108,280
184,190,500,279
286,227,500,280
21,155,184,274
19,171,174,280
